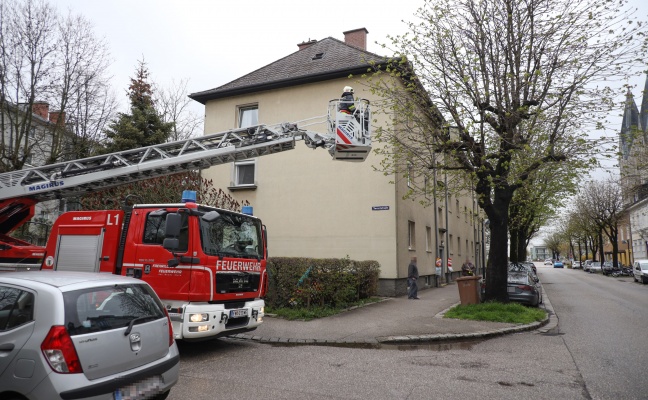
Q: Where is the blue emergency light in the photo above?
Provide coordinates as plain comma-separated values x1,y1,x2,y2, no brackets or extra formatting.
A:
242,206,253,215
182,190,197,203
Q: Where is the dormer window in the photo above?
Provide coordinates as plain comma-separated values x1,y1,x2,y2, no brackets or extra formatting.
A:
312,53,324,60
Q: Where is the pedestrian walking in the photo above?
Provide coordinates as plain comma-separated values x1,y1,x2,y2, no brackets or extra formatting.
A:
408,256,420,299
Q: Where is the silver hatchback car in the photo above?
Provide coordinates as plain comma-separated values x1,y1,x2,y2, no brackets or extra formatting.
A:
0,271,179,400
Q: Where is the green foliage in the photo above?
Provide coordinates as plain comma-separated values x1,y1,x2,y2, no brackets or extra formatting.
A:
265,257,380,310
266,297,383,321
102,59,173,153
444,301,546,324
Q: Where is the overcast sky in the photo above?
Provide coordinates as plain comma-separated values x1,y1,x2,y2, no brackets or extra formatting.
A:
52,0,420,106
52,0,648,181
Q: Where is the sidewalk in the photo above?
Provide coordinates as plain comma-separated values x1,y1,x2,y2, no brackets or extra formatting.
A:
230,282,557,346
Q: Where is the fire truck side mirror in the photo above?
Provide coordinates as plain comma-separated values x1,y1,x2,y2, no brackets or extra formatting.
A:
163,213,182,253
164,213,182,237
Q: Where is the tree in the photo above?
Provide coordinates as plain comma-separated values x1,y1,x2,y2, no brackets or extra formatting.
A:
367,0,647,301
508,162,579,262
156,78,202,142
102,59,173,153
544,231,564,260
49,10,117,160
577,180,624,268
0,0,116,171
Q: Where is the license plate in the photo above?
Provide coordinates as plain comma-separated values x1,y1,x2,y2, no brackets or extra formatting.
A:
507,286,516,293
230,308,248,318
114,375,162,400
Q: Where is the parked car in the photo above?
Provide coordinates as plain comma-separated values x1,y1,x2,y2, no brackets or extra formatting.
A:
588,261,602,273
572,261,582,269
583,260,593,272
602,262,619,276
0,271,179,400
633,259,648,284
544,259,553,265
553,260,564,268
507,271,542,307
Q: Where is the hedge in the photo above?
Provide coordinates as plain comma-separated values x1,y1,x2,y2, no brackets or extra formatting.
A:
265,257,380,308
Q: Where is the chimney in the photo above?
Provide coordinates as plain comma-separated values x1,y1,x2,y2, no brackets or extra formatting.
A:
49,111,65,125
32,101,49,120
297,39,317,50
343,28,368,50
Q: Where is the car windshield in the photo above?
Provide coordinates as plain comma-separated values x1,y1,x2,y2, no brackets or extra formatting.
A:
64,284,165,336
199,211,263,259
639,263,648,270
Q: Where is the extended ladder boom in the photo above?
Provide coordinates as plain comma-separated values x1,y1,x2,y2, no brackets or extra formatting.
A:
0,123,341,202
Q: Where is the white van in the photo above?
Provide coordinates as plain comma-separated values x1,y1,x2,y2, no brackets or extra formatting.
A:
633,260,648,284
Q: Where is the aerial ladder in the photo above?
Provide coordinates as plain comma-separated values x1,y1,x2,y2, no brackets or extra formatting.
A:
0,99,372,269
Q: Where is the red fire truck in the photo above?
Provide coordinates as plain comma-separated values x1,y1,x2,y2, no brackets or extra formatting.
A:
0,100,371,340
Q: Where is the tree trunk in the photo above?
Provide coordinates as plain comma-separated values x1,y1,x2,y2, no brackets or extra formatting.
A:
516,229,526,263
483,189,512,303
509,228,518,262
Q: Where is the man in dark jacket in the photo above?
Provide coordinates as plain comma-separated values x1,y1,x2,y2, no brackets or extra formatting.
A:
408,256,420,299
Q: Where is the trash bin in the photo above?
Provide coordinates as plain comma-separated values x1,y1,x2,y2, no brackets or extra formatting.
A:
456,275,481,305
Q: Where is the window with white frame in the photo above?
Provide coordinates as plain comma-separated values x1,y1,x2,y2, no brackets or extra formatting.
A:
239,105,258,127
233,105,259,188
408,220,416,250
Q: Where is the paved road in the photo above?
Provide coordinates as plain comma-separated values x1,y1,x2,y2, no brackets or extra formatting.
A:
167,263,647,400
536,263,648,399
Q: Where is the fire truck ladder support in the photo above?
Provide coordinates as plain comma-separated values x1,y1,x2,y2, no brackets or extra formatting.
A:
0,123,336,202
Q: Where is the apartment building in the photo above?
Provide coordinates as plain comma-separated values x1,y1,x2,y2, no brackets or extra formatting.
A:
190,29,479,296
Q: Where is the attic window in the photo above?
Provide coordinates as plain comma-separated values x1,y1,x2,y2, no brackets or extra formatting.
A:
312,52,324,60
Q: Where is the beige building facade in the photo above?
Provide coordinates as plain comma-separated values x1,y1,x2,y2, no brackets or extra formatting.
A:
191,29,479,296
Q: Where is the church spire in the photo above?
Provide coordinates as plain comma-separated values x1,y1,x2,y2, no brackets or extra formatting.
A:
639,72,648,133
620,88,639,160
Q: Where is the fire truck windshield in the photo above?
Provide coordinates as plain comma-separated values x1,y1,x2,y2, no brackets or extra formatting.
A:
199,212,263,259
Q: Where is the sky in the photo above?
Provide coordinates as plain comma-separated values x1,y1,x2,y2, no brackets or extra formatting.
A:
51,0,648,182
51,0,421,112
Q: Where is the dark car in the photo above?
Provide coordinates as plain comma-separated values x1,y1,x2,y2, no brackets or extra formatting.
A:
507,271,542,307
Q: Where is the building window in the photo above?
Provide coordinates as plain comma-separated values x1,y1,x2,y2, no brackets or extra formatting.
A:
234,159,256,186
456,199,460,218
408,220,416,250
449,234,453,255
407,163,413,188
458,236,461,256
232,105,259,189
239,105,258,127
426,226,432,252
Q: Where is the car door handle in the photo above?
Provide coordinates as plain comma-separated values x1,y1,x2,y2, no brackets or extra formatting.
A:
0,343,15,351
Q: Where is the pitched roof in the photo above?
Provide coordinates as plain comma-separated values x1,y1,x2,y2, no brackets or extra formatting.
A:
189,37,387,104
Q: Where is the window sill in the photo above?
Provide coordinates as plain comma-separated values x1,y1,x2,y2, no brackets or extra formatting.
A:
228,185,257,191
